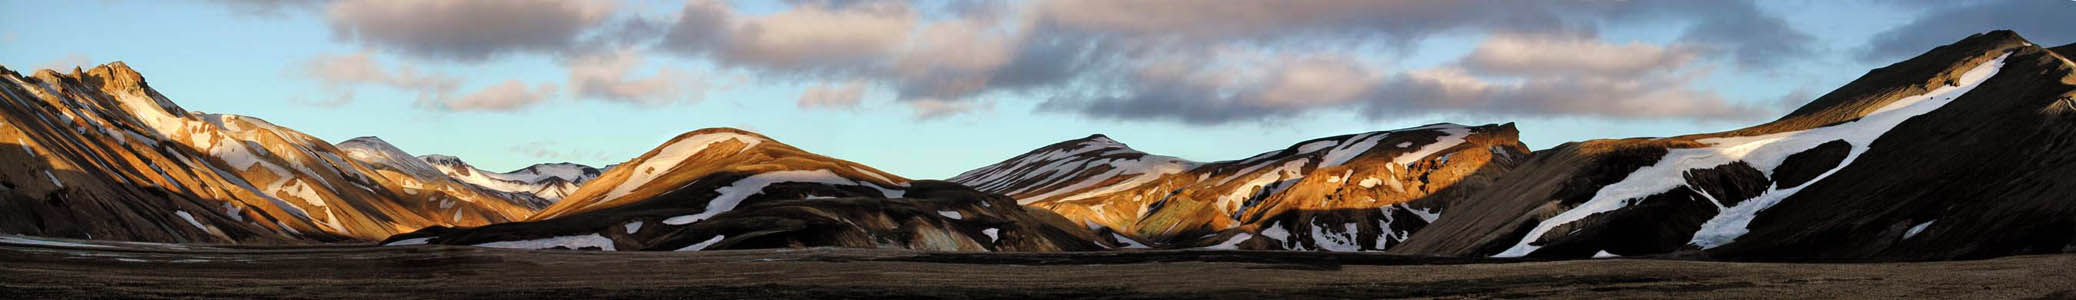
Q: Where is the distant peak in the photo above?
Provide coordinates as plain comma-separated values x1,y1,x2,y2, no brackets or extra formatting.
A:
343,136,389,144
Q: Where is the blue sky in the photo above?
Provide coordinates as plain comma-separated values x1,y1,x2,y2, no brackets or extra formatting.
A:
3,0,2070,179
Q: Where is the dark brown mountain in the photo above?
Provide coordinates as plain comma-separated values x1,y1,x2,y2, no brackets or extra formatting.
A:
1388,31,2076,261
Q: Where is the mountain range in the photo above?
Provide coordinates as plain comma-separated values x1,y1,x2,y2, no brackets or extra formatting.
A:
2,30,2073,262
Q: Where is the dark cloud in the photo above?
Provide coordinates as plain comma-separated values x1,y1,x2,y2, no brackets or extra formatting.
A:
1861,0,2076,62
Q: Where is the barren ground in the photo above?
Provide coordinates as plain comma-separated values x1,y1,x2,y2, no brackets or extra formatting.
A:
2,235,2073,299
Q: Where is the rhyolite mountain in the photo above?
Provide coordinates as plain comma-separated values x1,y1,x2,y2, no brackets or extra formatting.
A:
335,137,603,209
384,128,1110,252
949,123,1529,251
1385,31,2076,261
3,30,2075,262
0,63,544,243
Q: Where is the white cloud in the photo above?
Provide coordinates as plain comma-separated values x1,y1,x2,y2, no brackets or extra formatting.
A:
797,81,868,109
33,53,94,72
443,80,557,112
294,52,557,112
566,49,700,106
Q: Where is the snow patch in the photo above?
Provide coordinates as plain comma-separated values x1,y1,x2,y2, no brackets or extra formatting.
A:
676,235,725,251
384,237,432,246
475,234,615,251
1111,233,1149,249
937,210,964,220
624,221,645,234
1394,125,1472,167
1204,233,1252,250
1295,140,1339,153
1904,220,1934,239
174,211,207,231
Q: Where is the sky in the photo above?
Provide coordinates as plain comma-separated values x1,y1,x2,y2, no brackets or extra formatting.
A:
2,0,2071,179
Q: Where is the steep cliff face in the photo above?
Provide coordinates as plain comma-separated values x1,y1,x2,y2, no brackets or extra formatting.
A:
953,123,1530,251
0,63,539,243
386,129,1108,252
1391,31,2076,261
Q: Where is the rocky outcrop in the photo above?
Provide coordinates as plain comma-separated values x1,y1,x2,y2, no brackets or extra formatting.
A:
0,63,540,243
1389,31,2076,261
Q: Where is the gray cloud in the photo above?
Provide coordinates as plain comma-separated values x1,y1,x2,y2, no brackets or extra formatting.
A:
1861,0,2076,62
324,0,616,62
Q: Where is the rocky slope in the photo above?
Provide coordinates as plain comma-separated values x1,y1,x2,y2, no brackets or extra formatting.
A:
952,123,1530,251
0,63,539,243
387,128,1108,252
1388,31,2076,261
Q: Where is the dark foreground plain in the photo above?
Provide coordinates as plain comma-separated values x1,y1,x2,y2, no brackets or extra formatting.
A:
2,235,2072,299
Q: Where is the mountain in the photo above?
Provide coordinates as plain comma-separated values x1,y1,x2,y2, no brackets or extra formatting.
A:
1387,31,2076,261
413,152,601,207
951,123,1529,250
385,128,1109,251
335,137,598,209
0,62,539,243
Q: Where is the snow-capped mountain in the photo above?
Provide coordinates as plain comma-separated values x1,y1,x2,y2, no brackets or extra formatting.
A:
0,63,540,243
335,137,598,209
413,153,600,207
1389,31,2076,261
952,123,1529,251
386,128,1109,252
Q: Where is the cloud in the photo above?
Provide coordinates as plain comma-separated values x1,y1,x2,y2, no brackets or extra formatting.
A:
296,52,459,104
33,53,94,72
1361,66,1763,121
797,81,868,109
442,80,556,112
1860,0,2076,62
508,140,616,163
199,0,325,18
1461,33,1700,78
565,49,700,106
324,0,616,61
1044,34,1767,124
294,52,555,112
909,98,989,120
660,0,916,73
